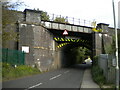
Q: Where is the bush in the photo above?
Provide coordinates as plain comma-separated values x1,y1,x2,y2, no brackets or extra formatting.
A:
92,56,98,66
2,63,11,68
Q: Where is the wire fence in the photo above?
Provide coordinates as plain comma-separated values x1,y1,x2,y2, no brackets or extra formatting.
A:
2,48,25,65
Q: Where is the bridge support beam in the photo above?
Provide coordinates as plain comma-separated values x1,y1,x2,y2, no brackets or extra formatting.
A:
18,22,62,71
93,23,109,56
93,32,102,56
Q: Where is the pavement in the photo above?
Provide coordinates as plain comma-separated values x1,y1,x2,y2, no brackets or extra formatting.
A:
80,68,101,90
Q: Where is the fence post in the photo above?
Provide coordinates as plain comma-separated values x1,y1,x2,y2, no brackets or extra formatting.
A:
73,17,74,24
79,19,80,25
66,16,68,23
6,48,8,63
52,14,54,21
23,51,25,65
84,20,86,26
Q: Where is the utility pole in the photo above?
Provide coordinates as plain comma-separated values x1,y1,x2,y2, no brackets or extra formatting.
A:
112,0,119,90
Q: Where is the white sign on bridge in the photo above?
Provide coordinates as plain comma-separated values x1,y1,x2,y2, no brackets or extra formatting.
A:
63,30,68,35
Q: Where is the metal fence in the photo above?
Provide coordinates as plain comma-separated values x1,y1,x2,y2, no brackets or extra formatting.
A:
98,54,116,83
41,13,93,33
42,13,92,27
2,48,25,65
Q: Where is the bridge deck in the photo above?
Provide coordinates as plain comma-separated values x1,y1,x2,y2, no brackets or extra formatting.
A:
41,21,93,33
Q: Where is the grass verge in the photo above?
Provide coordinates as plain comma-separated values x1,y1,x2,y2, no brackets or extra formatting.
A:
91,56,118,89
91,65,106,87
2,63,41,81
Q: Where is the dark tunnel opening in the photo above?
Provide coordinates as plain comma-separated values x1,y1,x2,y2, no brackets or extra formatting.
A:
48,29,93,68
59,43,93,68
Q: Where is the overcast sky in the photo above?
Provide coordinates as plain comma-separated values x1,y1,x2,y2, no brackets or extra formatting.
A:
10,0,120,27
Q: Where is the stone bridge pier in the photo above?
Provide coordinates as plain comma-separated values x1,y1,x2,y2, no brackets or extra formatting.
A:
15,9,62,71
18,22,63,71
93,23,112,56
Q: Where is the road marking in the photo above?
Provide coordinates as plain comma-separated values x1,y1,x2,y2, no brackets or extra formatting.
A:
25,83,43,90
49,74,61,80
64,70,69,74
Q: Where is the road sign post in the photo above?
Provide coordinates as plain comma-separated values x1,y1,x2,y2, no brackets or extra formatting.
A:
112,0,119,90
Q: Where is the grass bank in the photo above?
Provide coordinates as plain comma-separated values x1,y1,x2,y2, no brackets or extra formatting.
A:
91,65,106,86
91,56,106,87
2,63,41,81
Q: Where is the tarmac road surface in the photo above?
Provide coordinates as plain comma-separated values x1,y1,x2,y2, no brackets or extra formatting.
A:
2,64,91,89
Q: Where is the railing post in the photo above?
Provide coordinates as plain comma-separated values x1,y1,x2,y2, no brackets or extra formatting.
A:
79,19,80,25
66,16,68,23
6,48,8,63
89,21,91,27
73,17,74,24
65,16,68,30
52,14,54,21
84,20,86,26
60,15,61,18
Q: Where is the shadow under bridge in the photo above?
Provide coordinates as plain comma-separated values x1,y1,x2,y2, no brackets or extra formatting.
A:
49,29,93,67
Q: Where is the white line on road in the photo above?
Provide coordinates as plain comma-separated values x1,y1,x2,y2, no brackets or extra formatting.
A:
49,74,61,80
64,70,69,74
25,83,43,90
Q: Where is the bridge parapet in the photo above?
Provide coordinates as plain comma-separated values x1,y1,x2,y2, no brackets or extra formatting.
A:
24,9,93,33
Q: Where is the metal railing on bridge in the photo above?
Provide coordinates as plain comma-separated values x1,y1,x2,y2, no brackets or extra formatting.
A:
41,13,93,33
47,13,91,26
